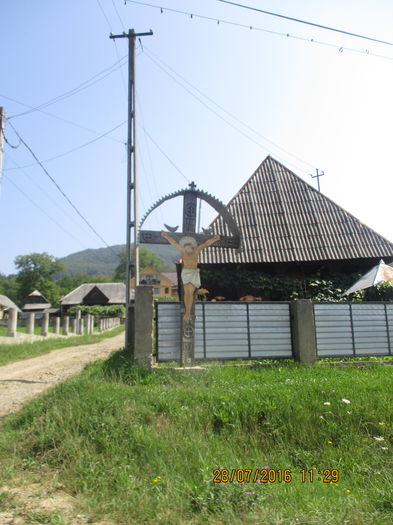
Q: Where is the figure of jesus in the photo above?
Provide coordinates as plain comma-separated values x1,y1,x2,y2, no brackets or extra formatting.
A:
161,231,220,321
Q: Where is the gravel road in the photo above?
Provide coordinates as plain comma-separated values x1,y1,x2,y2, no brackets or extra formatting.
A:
0,333,125,417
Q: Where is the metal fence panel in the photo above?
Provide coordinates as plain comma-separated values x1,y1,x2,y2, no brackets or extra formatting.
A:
157,302,293,361
314,303,392,357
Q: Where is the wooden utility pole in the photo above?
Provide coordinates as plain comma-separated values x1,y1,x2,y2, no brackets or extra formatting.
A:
109,29,153,349
0,107,5,190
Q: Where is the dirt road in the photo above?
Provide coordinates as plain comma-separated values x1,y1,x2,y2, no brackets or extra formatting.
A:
0,333,125,417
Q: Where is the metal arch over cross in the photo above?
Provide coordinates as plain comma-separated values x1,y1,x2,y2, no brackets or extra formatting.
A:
139,182,241,365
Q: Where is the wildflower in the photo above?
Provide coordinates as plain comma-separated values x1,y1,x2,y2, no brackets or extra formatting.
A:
319,415,325,420
346,411,352,415
244,491,253,496
151,476,161,483
262,466,270,470
323,402,331,406
341,398,351,404
379,422,387,426
374,436,385,442
345,488,351,494
327,440,333,445
381,447,388,451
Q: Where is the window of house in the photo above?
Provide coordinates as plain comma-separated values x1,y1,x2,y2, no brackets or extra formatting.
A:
164,287,169,294
153,288,160,294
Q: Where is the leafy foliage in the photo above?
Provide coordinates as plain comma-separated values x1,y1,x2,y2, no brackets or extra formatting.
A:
113,247,174,281
200,266,367,302
67,304,126,317
14,253,65,306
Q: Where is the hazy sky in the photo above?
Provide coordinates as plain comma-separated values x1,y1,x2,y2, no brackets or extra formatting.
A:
2,0,393,275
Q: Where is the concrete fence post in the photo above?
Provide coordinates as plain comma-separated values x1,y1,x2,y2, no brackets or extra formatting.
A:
291,299,317,364
54,317,60,334
99,318,103,332
41,312,49,337
71,317,77,333
63,316,69,336
76,310,81,334
90,315,94,334
134,286,153,368
7,308,17,337
80,317,85,335
27,312,35,335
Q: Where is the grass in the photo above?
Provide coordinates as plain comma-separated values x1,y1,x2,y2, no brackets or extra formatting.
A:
0,325,124,366
0,353,392,524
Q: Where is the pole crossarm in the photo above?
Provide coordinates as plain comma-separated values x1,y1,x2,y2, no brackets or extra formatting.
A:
140,230,240,249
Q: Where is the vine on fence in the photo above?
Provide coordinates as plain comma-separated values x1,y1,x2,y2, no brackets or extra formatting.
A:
67,305,126,317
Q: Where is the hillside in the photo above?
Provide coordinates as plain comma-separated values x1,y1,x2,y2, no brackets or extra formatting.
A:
59,244,177,276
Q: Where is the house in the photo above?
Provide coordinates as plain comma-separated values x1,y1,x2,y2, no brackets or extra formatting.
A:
131,267,178,298
0,295,21,320
199,156,393,298
20,290,51,315
60,282,126,315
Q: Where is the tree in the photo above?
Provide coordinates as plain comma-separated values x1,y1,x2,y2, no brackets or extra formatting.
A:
0,274,20,304
113,247,172,281
14,253,65,306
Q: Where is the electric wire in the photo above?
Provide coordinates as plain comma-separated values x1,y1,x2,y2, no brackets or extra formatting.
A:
144,46,315,170
7,154,101,241
126,1,393,62
218,0,393,48
142,128,191,184
142,50,310,176
4,120,127,171
1,93,125,145
9,55,127,119
7,121,119,257
3,174,88,249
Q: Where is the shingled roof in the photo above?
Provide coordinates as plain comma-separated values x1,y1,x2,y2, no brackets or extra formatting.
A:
61,283,126,305
200,156,393,265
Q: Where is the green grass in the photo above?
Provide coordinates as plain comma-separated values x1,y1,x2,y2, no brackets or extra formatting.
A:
0,325,55,336
0,354,392,524
0,325,124,366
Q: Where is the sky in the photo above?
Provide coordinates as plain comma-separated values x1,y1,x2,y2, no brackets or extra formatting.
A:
1,0,393,275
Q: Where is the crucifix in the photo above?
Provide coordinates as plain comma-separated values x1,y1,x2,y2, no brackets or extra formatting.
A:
139,182,241,365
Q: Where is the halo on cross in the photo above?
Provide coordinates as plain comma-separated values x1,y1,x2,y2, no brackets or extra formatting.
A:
179,236,197,248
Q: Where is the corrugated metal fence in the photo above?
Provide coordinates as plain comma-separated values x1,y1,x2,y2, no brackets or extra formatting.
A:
156,302,293,361
314,303,393,357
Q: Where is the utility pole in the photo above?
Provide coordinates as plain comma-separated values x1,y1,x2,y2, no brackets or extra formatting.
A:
0,108,5,191
311,168,325,192
109,29,153,350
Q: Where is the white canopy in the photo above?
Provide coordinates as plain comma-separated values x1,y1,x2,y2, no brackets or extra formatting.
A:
344,260,393,295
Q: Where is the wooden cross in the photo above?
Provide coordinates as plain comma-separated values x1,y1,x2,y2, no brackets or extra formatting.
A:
139,182,240,365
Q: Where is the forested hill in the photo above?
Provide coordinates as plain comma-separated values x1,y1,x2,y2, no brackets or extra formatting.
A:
59,244,177,276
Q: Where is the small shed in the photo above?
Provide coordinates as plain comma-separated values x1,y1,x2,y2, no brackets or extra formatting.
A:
0,295,21,320
60,282,127,315
20,290,51,315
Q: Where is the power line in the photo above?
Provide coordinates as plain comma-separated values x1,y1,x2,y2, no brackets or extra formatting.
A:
142,127,191,184
142,49,311,175
7,121,119,258
126,1,393,62
8,55,127,119
4,120,127,171
218,0,393,48
7,154,101,241
1,93,125,144
3,174,88,249
144,46,315,170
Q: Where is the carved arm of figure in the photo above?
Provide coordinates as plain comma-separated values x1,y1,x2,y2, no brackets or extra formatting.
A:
161,231,182,252
196,234,221,253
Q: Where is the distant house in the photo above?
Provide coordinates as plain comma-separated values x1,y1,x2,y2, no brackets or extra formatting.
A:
20,290,51,315
60,282,126,315
0,295,21,320
130,267,178,298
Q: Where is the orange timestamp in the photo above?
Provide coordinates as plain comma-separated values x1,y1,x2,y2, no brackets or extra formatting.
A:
213,468,339,484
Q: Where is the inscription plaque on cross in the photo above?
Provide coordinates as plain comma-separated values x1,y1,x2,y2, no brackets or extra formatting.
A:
139,182,241,365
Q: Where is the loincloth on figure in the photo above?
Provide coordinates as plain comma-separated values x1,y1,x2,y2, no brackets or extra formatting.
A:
181,268,201,288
